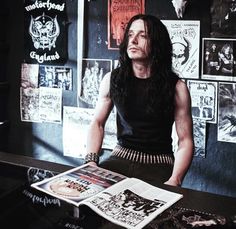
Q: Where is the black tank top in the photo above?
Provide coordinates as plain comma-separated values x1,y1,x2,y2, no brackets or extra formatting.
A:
111,73,178,154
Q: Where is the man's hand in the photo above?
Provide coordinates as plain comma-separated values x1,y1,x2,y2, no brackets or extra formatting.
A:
86,161,98,167
164,177,181,186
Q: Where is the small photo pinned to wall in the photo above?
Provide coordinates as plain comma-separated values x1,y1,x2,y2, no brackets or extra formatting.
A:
39,65,73,90
202,38,236,81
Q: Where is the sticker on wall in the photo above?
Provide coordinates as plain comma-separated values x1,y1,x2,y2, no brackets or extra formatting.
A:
24,0,68,64
107,0,145,50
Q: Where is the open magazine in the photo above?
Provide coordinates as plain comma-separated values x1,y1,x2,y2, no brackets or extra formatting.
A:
31,164,183,229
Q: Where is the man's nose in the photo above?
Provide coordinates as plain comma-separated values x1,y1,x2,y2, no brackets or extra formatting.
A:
130,34,138,44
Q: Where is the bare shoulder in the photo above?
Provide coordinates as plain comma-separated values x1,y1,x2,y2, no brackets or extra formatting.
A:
175,79,191,105
175,79,190,96
176,79,188,91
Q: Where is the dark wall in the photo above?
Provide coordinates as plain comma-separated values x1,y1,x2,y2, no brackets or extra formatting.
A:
6,0,82,166
4,0,236,198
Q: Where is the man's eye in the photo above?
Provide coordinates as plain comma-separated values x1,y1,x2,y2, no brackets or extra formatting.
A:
140,34,147,38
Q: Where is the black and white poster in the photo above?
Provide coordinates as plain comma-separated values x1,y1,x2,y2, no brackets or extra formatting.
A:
162,20,200,79
39,65,72,90
20,87,40,122
21,63,39,88
39,87,62,123
187,80,218,123
79,59,112,108
218,82,236,143
24,0,68,64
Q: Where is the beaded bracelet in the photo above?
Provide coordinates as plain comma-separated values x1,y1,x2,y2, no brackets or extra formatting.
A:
84,152,99,164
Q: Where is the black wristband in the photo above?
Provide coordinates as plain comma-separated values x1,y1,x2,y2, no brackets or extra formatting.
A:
84,152,99,164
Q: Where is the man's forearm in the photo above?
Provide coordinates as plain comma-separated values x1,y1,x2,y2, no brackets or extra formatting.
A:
166,140,193,186
86,121,104,154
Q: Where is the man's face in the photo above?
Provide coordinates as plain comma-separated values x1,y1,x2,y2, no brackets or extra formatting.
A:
127,19,150,61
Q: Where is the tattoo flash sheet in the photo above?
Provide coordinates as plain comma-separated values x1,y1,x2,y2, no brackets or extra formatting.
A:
162,20,200,79
187,80,218,124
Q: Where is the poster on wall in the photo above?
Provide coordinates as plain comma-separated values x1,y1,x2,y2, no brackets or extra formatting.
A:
39,65,72,90
79,59,112,108
202,38,236,81
162,20,200,79
211,0,236,37
21,63,39,88
20,87,40,122
63,106,117,158
108,0,145,50
187,80,218,124
39,87,62,123
24,0,68,64
193,118,206,158
218,82,236,143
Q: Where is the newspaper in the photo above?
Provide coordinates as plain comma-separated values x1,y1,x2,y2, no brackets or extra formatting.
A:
31,164,183,229
31,164,126,206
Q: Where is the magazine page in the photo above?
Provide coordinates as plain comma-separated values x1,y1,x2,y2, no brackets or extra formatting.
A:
79,177,183,229
31,164,126,207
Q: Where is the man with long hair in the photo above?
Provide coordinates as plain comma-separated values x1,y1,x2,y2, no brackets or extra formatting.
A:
85,14,194,187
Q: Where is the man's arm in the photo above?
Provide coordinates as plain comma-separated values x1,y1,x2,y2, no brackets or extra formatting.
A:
85,72,114,164
165,79,194,186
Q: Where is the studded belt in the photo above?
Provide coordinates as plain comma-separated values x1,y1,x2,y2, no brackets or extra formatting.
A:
111,144,174,164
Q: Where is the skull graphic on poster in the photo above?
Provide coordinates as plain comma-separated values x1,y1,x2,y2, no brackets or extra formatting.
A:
29,13,60,50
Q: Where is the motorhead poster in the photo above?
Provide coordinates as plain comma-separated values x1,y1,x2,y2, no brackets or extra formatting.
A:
24,0,68,64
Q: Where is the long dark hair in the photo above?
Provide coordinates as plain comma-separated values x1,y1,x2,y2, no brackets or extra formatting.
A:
110,14,178,114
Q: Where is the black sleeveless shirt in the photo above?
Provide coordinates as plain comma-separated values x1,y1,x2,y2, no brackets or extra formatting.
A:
111,72,179,155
